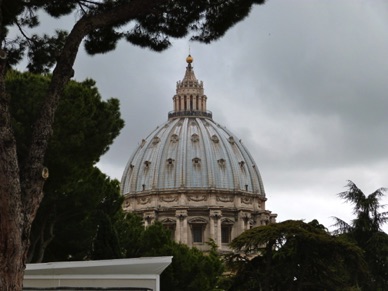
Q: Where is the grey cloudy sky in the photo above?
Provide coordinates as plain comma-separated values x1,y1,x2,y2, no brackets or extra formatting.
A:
20,0,388,231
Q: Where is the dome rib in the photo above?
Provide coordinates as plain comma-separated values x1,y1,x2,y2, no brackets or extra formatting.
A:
203,120,226,189
152,124,170,190
222,126,266,195
208,122,239,190
199,119,213,189
160,119,180,189
179,118,189,188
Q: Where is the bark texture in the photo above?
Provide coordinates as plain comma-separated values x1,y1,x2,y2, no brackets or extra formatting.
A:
0,55,25,290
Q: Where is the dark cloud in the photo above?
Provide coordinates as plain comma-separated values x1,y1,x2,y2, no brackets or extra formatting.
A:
19,0,386,231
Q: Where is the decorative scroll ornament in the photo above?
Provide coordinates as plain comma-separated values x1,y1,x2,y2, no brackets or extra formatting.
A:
137,197,151,204
123,199,130,208
216,195,234,202
241,196,253,204
187,194,207,201
159,195,178,202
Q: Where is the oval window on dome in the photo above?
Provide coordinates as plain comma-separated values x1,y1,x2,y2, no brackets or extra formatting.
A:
211,135,219,143
170,134,179,143
192,157,201,166
191,133,199,142
218,159,226,168
140,139,146,148
166,158,175,166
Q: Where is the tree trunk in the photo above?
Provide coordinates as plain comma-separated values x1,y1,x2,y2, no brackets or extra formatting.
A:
263,241,274,291
0,53,25,290
0,214,25,290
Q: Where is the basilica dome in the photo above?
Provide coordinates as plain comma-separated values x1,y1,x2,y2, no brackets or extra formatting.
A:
120,110,266,195
121,56,276,251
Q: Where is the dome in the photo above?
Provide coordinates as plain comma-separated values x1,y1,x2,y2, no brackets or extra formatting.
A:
120,56,276,251
121,117,266,196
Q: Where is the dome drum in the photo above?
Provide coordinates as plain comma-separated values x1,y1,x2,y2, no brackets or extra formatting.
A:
128,203,274,251
123,189,266,213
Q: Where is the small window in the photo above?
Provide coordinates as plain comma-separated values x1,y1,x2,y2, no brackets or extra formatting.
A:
192,225,203,243
140,139,147,148
218,158,226,168
170,134,179,143
152,136,160,145
192,157,201,166
191,133,199,142
211,135,219,143
221,225,232,244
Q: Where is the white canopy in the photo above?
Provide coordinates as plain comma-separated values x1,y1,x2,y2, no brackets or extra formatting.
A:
24,256,173,291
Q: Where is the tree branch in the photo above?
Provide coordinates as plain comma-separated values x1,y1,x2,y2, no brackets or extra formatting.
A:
20,0,169,226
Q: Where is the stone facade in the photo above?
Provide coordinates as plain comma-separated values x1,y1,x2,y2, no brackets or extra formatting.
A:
123,188,275,252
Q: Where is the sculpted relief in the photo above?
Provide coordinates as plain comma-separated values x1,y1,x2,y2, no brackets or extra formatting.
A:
159,195,179,202
216,195,234,202
187,194,208,201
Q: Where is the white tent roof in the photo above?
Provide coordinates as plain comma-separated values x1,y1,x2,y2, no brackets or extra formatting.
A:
25,254,171,291
25,256,173,276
